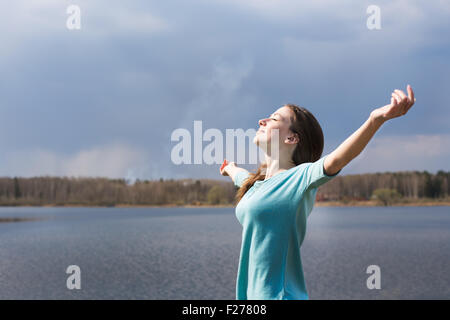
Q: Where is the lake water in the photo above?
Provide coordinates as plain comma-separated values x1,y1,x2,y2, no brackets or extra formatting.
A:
0,206,449,300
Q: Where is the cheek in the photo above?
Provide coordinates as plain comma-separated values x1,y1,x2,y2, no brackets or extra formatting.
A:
266,125,285,140
278,126,291,139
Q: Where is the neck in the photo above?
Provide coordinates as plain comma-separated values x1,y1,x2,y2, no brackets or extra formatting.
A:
263,155,296,180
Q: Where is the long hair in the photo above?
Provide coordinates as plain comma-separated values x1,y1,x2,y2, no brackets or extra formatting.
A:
234,104,324,204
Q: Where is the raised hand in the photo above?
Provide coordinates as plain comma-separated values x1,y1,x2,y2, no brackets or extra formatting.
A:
371,85,416,122
220,159,236,176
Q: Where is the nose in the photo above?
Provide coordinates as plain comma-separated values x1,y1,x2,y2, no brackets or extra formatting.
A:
258,118,268,126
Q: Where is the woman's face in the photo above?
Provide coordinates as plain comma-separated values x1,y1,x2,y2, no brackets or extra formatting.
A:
253,106,299,151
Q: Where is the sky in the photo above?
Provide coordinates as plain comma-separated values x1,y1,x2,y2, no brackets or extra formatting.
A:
1,0,449,181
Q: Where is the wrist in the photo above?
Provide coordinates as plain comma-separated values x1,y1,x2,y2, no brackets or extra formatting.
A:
369,110,385,127
224,164,234,175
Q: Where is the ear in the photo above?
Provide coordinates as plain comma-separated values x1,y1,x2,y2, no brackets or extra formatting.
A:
284,133,299,145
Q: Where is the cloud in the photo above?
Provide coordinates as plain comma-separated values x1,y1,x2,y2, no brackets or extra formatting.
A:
0,142,153,178
0,0,171,40
212,0,425,23
85,4,171,36
0,0,448,180
212,0,348,21
343,134,450,174
181,54,255,125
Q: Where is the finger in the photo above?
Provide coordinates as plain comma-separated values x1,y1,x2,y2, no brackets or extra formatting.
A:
395,89,407,100
392,92,402,104
391,96,397,106
394,89,408,106
220,159,228,172
407,84,415,105
394,93,408,114
405,98,415,113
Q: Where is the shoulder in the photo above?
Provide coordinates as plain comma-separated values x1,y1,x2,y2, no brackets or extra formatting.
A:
288,155,341,192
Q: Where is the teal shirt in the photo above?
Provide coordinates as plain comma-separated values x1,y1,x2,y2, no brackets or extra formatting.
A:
233,154,340,300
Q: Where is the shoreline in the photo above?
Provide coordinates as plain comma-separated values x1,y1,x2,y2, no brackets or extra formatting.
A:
314,200,450,207
1,201,450,208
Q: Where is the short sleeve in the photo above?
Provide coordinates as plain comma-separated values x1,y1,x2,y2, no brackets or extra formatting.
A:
302,154,340,191
233,170,250,188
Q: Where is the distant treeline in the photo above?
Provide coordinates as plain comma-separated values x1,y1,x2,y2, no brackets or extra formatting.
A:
316,170,450,202
0,170,449,206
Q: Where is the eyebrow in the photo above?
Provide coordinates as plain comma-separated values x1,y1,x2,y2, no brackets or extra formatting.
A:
271,113,283,118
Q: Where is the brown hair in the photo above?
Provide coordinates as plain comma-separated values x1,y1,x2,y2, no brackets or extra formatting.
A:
234,104,324,204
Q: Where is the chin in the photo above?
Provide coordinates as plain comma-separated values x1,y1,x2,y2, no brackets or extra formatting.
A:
253,137,266,147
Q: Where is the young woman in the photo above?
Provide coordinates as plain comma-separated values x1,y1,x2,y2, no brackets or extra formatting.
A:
220,85,415,300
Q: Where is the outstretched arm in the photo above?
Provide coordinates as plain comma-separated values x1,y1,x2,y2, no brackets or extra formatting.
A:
324,85,416,176
220,159,249,184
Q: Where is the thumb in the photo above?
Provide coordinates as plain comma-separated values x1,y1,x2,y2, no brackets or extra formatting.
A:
220,159,228,172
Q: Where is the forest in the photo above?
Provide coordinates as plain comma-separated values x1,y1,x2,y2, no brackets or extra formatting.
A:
0,170,449,207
